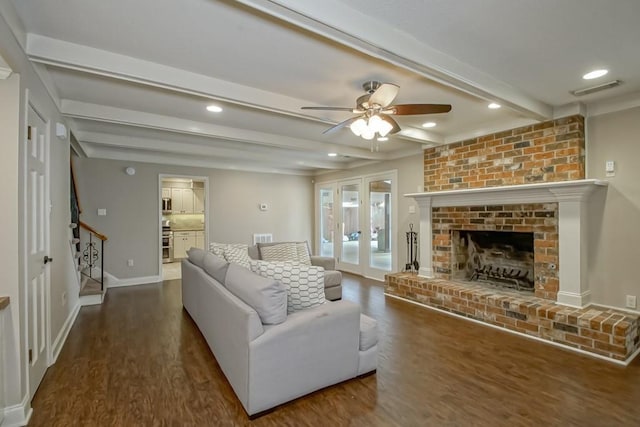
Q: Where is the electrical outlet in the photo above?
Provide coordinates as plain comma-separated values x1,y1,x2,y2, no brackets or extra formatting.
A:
626,295,637,309
127,259,134,267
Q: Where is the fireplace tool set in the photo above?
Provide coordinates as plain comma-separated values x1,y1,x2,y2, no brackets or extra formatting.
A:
404,223,419,272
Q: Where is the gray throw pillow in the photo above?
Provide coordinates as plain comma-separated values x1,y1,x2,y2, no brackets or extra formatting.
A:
187,247,207,269
225,264,287,325
203,252,230,284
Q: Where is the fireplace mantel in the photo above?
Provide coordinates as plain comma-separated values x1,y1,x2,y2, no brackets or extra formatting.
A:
406,179,608,207
406,179,608,308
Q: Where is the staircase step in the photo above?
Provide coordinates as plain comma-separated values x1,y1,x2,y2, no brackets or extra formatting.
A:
80,276,103,297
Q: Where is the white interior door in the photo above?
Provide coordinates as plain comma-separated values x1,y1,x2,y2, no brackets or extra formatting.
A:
25,103,50,397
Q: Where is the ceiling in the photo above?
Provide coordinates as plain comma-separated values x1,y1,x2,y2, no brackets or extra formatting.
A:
4,0,640,175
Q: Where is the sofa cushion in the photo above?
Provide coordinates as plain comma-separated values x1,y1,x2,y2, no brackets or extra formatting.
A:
225,264,287,325
202,252,229,284
324,270,342,288
250,260,325,314
187,247,207,269
359,314,378,351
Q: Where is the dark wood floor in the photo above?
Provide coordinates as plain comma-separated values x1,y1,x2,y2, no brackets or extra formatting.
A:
30,274,640,426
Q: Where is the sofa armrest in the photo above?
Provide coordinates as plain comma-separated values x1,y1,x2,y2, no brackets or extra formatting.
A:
246,300,360,414
310,255,336,270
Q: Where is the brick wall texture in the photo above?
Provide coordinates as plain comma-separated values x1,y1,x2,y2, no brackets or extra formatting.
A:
385,274,640,362
423,115,585,192
432,203,559,300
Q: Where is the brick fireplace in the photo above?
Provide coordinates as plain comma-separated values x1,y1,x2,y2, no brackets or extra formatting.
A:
384,115,640,363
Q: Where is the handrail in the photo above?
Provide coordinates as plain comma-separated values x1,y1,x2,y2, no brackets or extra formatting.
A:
79,221,108,241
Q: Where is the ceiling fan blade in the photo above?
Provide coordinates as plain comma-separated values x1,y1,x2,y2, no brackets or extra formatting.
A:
387,104,452,115
380,115,402,135
323,116,360,135
301,106,355,111
368,83,399,108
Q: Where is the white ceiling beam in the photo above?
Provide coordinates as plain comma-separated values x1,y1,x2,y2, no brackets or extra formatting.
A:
237,0,553,120
26,34,333,124
84,144,313,176
75,131,346,170
61,100,386,160
25,34,448,146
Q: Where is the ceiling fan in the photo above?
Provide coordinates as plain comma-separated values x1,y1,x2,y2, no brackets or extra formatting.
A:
301,81,452,140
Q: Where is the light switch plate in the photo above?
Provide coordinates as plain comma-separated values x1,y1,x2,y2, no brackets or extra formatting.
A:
97,208,107,216
408,205,416,214
605,160,615,177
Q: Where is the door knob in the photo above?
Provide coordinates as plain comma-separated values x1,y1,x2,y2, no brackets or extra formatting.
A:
44,256,53,264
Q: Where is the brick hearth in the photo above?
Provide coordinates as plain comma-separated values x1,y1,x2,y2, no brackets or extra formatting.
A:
386,273,640,362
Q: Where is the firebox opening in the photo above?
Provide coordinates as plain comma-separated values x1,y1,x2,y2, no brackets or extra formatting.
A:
452,230,535,293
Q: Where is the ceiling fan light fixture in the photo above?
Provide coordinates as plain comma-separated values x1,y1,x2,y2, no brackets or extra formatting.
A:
361,127,375,140
350,118,367,136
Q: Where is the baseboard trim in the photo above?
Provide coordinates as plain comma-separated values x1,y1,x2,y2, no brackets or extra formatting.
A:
108,275,162,288
3,393,32,427
384,292,638,366
51,302,80,364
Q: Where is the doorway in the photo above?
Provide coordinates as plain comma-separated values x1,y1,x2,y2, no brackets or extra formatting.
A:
316,171,397,281
158,175,208,280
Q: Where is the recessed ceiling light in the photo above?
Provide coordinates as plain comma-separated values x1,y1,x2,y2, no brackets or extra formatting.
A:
488,103,501,109
206,104,223,113
422,122,436,128
583,69,608,80
377,137,389,142
328,153,337,157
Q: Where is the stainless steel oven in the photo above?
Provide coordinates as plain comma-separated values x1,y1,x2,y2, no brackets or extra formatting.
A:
162,226,173,263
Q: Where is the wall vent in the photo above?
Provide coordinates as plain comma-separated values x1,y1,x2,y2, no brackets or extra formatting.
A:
253,233,273,244
570,80,622,97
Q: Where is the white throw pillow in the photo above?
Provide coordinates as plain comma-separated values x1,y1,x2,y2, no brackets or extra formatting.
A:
260,243,298,263
250,260,325,314
295,242,312,266
223,245,251,269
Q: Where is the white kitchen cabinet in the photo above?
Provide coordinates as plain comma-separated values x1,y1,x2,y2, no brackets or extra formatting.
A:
171,188,194,213
193,188,205,213
162,187,171,199
195,230,205,249
173,231,196,259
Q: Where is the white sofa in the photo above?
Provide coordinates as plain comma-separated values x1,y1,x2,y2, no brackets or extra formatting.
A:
181,251,378,417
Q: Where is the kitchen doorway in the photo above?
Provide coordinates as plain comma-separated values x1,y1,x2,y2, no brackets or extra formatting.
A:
158,175,208,280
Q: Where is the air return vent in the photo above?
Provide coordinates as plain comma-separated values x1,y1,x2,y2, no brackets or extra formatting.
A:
570,80,622,97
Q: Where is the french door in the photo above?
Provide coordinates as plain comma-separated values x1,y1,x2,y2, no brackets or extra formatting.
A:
316,171,397,281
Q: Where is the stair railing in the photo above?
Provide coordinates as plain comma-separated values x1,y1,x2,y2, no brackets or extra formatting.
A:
79,221,108,291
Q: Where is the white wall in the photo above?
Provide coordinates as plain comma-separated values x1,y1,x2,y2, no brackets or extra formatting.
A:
587,106,640,309
0,4,78,420
74,158,314,279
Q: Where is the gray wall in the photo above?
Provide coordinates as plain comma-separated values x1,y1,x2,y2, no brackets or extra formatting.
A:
74,158,314,279
317,154,424,268
587,106,640,309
